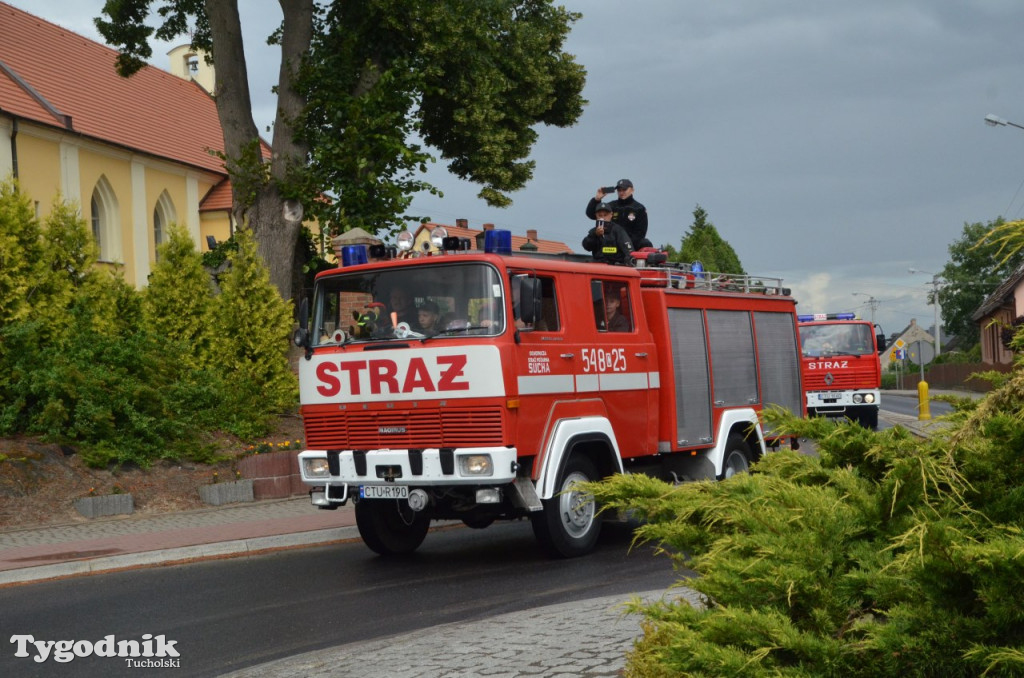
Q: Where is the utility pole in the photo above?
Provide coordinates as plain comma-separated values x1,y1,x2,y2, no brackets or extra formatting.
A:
908,269,943,356
851,292,880,325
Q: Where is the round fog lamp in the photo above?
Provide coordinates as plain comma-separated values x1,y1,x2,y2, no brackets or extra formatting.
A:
864,394,876,404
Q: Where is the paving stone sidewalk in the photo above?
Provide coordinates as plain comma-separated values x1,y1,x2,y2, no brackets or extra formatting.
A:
0,497,357,585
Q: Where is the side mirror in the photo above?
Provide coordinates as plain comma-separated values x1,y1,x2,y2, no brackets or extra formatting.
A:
517,276,542,324
293,298,311,358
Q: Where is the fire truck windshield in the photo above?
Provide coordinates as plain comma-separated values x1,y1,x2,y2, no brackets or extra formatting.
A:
311,263,505,345
799,322,875,357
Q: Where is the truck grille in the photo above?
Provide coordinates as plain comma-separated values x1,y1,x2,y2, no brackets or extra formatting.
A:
804,367,875,390
303,407,505,449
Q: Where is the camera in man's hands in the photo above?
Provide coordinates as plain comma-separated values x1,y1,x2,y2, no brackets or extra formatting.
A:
601,186,617,194
596,219,607,228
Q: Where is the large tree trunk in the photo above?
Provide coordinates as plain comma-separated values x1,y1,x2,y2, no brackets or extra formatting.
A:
204,0,313,306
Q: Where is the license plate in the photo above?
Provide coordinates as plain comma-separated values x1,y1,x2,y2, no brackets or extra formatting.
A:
360,485,409,500
817,392,842,401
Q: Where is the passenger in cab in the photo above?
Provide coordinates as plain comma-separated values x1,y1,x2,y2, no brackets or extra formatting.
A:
417,300,442,335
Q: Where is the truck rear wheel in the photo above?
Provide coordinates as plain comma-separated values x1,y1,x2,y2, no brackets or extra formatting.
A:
722,433,751,479
532,455,601,558
355,499,430,556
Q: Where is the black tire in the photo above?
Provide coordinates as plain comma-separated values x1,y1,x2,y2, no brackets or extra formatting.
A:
355,499,430,556
531,455,602,558
859,407,879,430
721,433,751,480
461,516,496,529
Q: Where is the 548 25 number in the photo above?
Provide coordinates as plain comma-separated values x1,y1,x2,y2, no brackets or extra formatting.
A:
582,347,626,373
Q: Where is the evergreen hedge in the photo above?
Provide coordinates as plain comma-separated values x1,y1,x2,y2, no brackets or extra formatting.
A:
0,180,297,467
590,388,1024,676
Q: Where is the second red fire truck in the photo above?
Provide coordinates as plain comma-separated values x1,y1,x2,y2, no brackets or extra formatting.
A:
293,231,805,557
797,312,887,429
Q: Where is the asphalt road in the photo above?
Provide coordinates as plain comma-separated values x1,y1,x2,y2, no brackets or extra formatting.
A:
881,392,953,421
0,520,679,678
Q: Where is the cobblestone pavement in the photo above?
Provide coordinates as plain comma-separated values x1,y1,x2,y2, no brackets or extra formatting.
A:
222,587,702,678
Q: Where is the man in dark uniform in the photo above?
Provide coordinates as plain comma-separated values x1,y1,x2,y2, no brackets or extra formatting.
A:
585,178,651,249
582,203,634,265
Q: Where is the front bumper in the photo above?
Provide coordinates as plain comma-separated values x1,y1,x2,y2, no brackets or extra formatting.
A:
805,389,880,414
298,447,520,488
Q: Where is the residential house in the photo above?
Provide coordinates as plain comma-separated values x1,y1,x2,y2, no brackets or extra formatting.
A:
971,262,1024,365
411,219,572,255
0,2,255,288
879,318,935,370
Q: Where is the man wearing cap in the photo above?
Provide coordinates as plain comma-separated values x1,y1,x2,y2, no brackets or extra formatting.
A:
585,179,651,250
582,203,634,265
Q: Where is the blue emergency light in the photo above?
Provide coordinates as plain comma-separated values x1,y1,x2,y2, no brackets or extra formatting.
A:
797,312,857,322
340,244,368,267
483,229,512,255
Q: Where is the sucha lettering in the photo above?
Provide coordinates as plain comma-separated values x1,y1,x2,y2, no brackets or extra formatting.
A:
316,355,470,397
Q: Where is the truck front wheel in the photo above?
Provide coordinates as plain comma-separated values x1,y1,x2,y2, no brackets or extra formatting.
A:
859,407,879,430
355,499,430,556
532,455,602,558
722,433,751,479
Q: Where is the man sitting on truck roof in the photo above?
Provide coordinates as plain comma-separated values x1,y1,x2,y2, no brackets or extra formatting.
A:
582,203,634,265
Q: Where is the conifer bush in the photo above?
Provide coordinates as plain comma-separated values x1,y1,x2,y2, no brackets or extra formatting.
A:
143,225,213,366
590,389,1024,677
202,229,297,439
0,181,299,466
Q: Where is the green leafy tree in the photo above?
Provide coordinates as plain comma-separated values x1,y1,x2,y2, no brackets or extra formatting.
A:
938,217,1024,347
96,0,586,304
203,229,296,438
669,205,745,274
143,225,213,367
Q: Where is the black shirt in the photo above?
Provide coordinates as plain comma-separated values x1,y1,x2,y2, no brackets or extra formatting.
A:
586,196,649,249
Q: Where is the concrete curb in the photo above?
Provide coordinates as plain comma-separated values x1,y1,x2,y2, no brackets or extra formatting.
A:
0,525,361,587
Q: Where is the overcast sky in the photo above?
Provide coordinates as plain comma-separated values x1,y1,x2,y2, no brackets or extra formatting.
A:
11,0,1024,339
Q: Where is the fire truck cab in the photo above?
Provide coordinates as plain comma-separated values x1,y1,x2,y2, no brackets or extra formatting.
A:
294,232,805,558
798,313,887,429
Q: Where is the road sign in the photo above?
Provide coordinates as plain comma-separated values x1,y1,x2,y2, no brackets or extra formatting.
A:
894,338,906,349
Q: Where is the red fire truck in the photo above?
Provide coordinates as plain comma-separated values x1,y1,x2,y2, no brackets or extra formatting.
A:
797,313,887,429
293,232,805,558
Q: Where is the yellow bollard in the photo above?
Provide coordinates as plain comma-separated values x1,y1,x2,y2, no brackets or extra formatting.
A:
918,380,931,420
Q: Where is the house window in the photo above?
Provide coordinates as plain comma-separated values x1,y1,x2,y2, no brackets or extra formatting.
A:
153,191,177,262
91,194,102,251
90,176,120,262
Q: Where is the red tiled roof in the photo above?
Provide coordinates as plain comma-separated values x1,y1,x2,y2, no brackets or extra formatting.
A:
416,222,573,255
0,2,227,175
200,180,233,212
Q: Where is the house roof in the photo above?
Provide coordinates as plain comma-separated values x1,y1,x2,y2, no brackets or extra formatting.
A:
415,222,573,255
0,2,232,178
972,262,1024,321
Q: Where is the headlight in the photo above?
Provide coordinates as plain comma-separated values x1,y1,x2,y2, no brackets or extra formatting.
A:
303,458,331,478
853,394,863,404
458,454,493,476
864,393,876,404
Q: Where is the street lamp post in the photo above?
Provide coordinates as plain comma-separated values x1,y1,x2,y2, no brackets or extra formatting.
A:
908,269,942,356
984,113,1024,132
